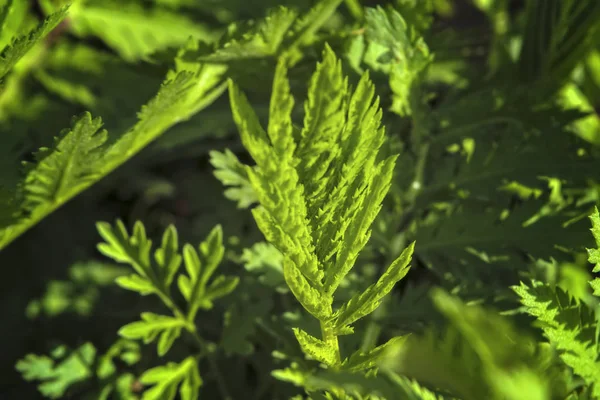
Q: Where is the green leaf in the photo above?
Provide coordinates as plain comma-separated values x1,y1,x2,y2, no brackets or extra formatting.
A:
293,328,339,366
282,368,408,399
203,275,239,306
342,335,410,373
96,220,153,278
283,257,332,320
119,312,186,356
115,274,155,296
229,67,324,290
0,40,228,251
229,44,406,365
334,242,414,332
0,0,28,52
385,290,562,400
97,339,141,379
25,260,129,319
68,1,220,61
139,357,202,400
22,113,107,211
513,280,600,398
16,343,96,399
414,196,593,295
177,225,238,319
0,6,68,80
587,207,600,271
421,94,595,205
97,221,185,301
240,241,286,292
209,149,258,208
154,225,182,288
288,0,345,52
104,67,226,163
227,78,272,165
203,6,298,62
364,6,432,115
202,0,344,63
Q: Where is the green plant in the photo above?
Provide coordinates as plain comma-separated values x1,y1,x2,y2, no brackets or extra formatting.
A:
5,0,600,399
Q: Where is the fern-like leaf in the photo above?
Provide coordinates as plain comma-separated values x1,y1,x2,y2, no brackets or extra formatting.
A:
119,313,185,357
0,0,28,52
0,6,68,80
209,149,258,208
228,44,413,368
513,208,600,399
364,6,432,116
0,41,228,251
178,225,239,320
16,343,96,399
139,357,202,400
513,280,600,398
22,113,107,211
334,242,414,333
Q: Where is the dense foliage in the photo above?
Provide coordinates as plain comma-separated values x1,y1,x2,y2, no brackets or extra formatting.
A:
2,0,600,399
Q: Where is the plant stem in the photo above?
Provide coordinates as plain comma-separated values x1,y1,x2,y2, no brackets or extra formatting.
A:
156,288,233,400
320,320,342,366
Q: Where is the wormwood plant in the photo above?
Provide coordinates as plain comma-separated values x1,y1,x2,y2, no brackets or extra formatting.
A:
227,45,415,371
6,0,600,399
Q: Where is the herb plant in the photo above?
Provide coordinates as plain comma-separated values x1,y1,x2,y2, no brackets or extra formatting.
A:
3,0,600,399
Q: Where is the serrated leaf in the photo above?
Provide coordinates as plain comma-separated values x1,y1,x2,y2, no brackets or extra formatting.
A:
587,207,600,269
289,0,344,51
197,225,225,288
0,42,228,251
0,6,68,80
267,56,295,157
342,335,409,373
22,112,107,211
119,312,186,356
334,242,414,332
512,281,600,398
283,257,332,320
364,6,432,115
293,328,339,366
383,289,562,400
227,78,272,165
203,6,298,62
139,357,202,400
0,0,28,52
591,279,600,296
229,45,405,363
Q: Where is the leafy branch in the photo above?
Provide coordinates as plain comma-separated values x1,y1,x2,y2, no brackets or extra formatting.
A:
0,40,228,251
226,42,415,386
96,220,239,400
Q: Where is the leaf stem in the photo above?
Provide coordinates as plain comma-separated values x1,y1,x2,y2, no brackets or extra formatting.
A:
320,320,342,367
